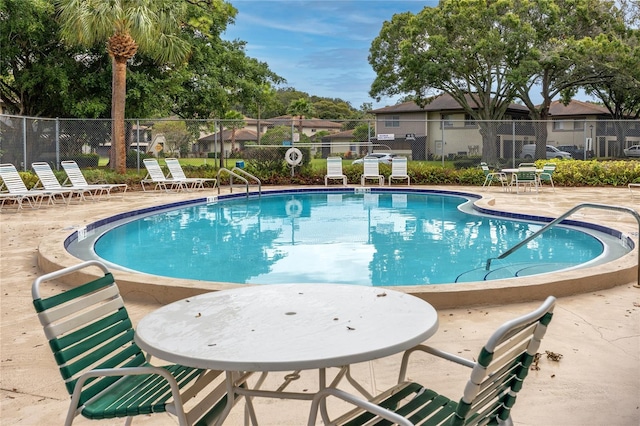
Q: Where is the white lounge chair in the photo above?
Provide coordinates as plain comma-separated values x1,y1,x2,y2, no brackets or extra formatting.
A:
60,160,127,200
141,158,186,192
165,158,217,190
32,162,90,203
388,157,410,185
324,157,347,186
360,156,384,186
0,163,58,209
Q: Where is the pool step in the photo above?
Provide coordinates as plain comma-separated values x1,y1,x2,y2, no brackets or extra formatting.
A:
455,262,575,282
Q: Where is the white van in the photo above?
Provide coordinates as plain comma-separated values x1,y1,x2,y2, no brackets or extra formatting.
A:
521,144,572,159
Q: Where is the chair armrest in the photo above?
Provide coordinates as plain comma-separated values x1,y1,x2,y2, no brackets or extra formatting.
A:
307,387,414,426
68,366,187,425
398,344,475,382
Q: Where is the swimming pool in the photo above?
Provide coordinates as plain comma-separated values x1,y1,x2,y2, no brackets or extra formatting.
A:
67,188,623,286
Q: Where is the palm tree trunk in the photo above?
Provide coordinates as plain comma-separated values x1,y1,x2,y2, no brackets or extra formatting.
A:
111,57,128,174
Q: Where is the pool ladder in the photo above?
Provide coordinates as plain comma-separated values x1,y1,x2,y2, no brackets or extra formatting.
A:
216,167,261,197
485,202,640,286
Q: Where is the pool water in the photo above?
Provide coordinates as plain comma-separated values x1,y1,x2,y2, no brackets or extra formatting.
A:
92,191,605,286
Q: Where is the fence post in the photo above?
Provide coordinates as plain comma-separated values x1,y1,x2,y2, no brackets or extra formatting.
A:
55,118,60,169
21,117,27,171
512,120,516,166
136,119,141,172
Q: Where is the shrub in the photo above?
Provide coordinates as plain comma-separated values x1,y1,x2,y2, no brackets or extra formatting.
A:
62,153,99,168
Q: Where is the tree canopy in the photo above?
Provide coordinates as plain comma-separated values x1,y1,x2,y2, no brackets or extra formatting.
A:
368,0,639,162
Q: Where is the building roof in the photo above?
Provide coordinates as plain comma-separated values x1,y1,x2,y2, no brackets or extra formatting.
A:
547,100,611,117
319,129,355,140
198,128,258,142
370,93,529,114
268,115,343,129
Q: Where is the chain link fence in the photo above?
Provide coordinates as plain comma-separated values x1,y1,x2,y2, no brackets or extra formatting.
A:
1,114,639,172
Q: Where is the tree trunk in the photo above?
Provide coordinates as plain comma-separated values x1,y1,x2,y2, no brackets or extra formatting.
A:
111,57,128,174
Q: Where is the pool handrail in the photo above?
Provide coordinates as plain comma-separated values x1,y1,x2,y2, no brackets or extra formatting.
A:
216,167,261,197
485,203,640,286
232,167,261,194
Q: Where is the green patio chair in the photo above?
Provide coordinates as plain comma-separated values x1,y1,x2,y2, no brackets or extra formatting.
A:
480,163,508,191
308,296,556,426
511,165,538,194
538,163,556,192
32,260,232,426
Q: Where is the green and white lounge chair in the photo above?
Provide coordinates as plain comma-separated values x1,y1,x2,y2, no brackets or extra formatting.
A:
32,260,234,426
165,157,217,190
61,160,127,200
308,296,556,426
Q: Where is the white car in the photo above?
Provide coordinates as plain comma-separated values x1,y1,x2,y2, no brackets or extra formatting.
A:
352,153,397,165
623,145,640,157
521,144,572,159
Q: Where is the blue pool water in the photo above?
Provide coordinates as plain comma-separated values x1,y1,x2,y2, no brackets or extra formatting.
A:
91,190,605,286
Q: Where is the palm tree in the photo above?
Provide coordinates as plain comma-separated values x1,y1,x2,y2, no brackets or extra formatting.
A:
55,0,190,173
287,98,315,141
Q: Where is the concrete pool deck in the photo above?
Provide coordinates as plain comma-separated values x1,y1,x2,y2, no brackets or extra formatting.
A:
1,185,639,425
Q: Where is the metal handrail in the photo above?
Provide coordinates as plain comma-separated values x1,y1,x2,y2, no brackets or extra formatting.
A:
216,168,249,196
232,167,261,195
216,167,261,197
485,203,640,285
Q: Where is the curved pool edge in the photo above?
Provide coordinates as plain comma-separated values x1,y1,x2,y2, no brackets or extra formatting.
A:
36,188,639,310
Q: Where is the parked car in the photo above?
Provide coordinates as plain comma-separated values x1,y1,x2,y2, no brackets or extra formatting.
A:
520,144,572,159
352,152,398,165
557,145,594,159
623,145,640,157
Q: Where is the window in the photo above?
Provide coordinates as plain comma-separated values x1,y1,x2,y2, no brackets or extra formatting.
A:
464,114,476,126
441,114,453,127
552,120,570,130
384,115,400,128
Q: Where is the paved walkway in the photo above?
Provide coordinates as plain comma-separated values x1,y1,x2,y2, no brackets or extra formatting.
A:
1,185,638,425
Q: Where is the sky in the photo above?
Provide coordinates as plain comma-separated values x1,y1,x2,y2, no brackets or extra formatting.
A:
222,1,440,110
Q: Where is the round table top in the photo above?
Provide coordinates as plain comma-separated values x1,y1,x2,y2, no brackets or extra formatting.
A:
135,284,438,372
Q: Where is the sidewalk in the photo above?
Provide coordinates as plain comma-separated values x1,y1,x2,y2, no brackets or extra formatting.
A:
1,185,638,425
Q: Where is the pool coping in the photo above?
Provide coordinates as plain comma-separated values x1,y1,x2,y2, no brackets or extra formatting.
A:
37,187,639,309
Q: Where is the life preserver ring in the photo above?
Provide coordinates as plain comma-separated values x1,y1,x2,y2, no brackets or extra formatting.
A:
285,148,303,166
285,199,302,217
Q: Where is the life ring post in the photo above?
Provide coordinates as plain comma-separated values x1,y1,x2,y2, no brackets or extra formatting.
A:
285,147,303,176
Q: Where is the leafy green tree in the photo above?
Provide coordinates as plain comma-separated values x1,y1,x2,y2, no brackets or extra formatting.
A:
54,0,192,173
260,125,291,145
509,0,624,159
244,84,280,144
0,0,112,117
312,99,353,119
223,110,245,152
268,88,310,117
369,3,530,162
153,121,192,157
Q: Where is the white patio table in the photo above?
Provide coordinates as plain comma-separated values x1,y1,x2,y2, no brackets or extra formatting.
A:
134,284,438,425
